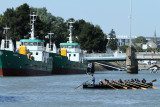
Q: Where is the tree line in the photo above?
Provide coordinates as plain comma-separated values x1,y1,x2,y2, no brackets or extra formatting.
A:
0,3,118,53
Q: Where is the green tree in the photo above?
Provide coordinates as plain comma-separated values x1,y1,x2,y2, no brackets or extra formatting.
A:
14,3,30,40
119,45,128,53
108,29,118,50
73,19,107,53
32,7,68,47
51,17,68,48
135,46,143,52
0,15,3,40
132,36,147,44
0,3,108,51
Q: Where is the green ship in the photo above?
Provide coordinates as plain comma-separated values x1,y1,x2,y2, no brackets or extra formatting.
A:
0,13,88,76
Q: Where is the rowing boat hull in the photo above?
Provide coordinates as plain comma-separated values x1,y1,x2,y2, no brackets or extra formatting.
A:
83,83,153,89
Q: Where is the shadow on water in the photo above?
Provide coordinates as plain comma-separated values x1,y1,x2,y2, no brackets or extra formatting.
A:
94,70,126,74
0,95,19,104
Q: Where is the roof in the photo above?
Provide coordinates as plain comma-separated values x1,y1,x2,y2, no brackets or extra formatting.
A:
20,39,43,42
60,43,80,45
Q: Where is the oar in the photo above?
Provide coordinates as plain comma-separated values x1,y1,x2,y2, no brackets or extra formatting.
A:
140,80,157,89
130,82,147,90
140,83,157,89
134,79,157,89
152,79,157,82
120,82,137,90
107,83,119,90
75,79,91,89
151,79,158,89
114,82,127,89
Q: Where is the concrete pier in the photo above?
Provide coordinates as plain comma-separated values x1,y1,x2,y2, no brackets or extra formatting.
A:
126,47,138,74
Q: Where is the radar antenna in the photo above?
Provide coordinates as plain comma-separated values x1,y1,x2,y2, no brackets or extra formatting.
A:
48,32,54,48
68,21,74,43
30,12,37,39
3,25,10,48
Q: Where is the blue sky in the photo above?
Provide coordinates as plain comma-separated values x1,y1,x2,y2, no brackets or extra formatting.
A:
1,0,160,37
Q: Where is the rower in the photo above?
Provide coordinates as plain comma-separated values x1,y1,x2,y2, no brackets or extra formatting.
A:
99,80,103,85
118,78,123,83
142,78,146,83
104,78,109,84
131,79,134,82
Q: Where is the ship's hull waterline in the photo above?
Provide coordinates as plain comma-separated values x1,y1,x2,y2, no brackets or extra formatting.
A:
0,50,87,76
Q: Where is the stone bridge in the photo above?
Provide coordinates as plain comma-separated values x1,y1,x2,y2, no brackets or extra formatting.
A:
84,49,160,74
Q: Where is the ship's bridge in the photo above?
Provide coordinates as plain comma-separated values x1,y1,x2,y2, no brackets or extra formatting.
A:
60,43,81,53
20,39,44,51
60,43,82,62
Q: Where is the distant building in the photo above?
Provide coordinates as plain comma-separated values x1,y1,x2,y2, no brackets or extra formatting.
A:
116,35,136,46
147,40,157,48
142,44,148,49
116,34,160,50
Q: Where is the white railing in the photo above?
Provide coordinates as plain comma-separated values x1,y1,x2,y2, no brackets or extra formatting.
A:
84,53,113,57
84,53,126,58
136,54,160,60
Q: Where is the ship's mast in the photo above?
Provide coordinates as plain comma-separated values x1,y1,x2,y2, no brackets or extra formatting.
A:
30,12,37,39
68,21,74,43
129,0,132,48
48,32,54,48
3,25,10,48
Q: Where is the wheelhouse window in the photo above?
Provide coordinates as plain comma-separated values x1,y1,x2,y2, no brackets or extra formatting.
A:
4,41,9,48
24,42,28,46
38,42,43,46
33,42,37,46
28,42,33,46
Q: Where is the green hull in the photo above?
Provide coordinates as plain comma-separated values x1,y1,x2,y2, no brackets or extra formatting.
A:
49,53,88,74
0,50,88,76
0,50,52,76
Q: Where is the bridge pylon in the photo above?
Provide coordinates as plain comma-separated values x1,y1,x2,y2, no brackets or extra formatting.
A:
126,47,138,74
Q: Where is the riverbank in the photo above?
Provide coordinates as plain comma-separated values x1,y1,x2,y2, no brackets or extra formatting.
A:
95,61,125,71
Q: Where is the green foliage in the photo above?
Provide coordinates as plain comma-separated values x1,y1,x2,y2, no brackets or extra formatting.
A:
0,3,31,45
119,45,128,53
132,36,147,43
108,29,118,50
135,46,143,52
144,47,160,52
73,19,107,53
0,15,3,23
0,3,107,51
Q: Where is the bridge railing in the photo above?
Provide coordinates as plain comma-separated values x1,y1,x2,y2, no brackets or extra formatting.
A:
136,52,160,54
84,53,126,57
84,53,113,57
136,53,160,60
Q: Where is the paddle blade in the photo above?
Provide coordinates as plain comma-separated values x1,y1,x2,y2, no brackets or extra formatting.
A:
152,86,157,89
123,87,127,89
132,87,137,90
141,87,147,90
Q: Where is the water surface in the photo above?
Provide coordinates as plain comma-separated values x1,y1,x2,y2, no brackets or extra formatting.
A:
0,70,159,107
